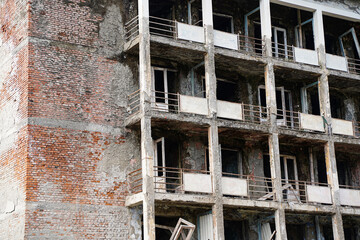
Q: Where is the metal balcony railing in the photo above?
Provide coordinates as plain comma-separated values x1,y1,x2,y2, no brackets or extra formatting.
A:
125,16,139,43
238,35,265,56
128,167,275,201
127,90,269,125
347,57,360,75
275,109,301,130
281,179,331,205
272,42,294,61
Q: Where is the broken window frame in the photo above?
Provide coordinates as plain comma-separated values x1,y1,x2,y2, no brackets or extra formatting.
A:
272,26,288,59
258,85,293,126
154,137,166,176
339,27,360,59
151,67,177,112
294,18,314,49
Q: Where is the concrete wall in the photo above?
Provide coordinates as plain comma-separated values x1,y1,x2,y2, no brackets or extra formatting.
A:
0,0,29,239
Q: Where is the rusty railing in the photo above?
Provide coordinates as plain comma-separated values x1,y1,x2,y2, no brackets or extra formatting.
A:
281,179,330,205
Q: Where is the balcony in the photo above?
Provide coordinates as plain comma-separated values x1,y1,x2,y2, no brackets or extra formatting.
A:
127,167,275,202
275,109,360,139
126,89,269,127
281,179,332,205
124,16,264,57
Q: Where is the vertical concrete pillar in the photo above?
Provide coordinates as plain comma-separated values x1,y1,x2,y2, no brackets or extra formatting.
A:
260,0,273,57
261,1,287,238
208,123,225,240
313,10,326,65
202,1,224,239
138,0,155,239
314,9,345,240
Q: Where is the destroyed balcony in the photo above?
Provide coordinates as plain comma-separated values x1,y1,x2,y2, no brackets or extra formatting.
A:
281,179,332,206
127,167,276,203
275,109,360,139
124,16,264,59
126,89,269,128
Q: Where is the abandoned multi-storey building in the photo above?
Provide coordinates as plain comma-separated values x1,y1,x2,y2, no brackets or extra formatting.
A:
1,0,360,239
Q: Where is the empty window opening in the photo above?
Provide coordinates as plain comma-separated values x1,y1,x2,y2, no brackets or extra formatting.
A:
153,137,180,192
202,78,237,102
259,86,292,125
198,11,234,33
330,95,344,119
286,224,305,240
324,15,360,57
149,0,173,19
221,149,242,177
272,27,288,59
310,92,320,115
317,156,328,184
339,28,360,59
152,67,177,112
224,220,247,240
337,161,350,186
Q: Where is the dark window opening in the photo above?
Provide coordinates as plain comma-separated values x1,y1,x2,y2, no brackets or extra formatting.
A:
286,224,305,240
222,149,239,177
155,216,178,240
330,95,343,119
325,34,338,55
259,88,267,107
198,12,233,33
263,155,273,191
337,161,348,186
213,14,233,33
322,225,334,240
217,80,237,102
317,157,328,184
224,220,247,240
310,92,320,115
154,70,165,103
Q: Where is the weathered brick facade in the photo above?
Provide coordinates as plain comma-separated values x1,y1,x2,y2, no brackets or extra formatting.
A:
1,0,140,239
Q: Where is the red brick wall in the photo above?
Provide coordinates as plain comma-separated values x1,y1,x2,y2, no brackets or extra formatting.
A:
24,0,136,238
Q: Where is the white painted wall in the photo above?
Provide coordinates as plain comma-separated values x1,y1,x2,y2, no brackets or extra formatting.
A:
299,113,325,132
177,23,205,44
217,101,243,121
222,177,248,196
214,30,239,50
183,173,212,193
293,47,319,66
307,185,332,204
179,95,208,115
332,118,354,136
326,54,348,72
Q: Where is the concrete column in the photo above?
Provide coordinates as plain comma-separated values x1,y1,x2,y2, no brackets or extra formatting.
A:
313,10,326,65
260,0,273,57
202,1,224,239
138,0,155,239
202,0,217,117
315,11,344,237
264,60,287,240
325,141,345,240
208,123,225,240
